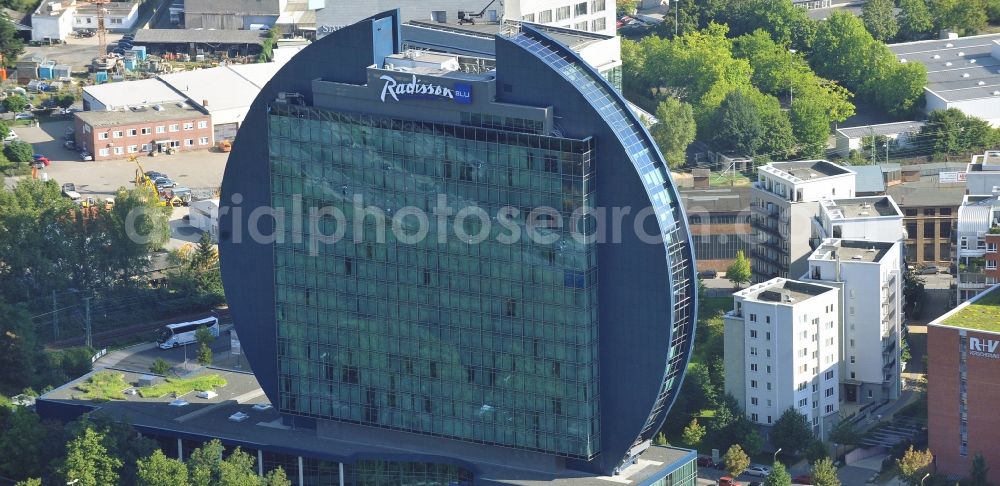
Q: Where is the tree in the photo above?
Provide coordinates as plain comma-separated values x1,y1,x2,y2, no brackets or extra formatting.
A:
897,445,934,485
53,92,76,109
195,325,214,347
811,457,841,486
218,447,259,486
61,426,123,486
723,444,751,478
264,467,292,486
764,461,792,486
727,250,752,289
0,299,39,394
13,480,41,486
970,453,989,486
811,12,893,91
651,98,696,168
770,408,815,456
197,342,213,366
0,407,48,479
167,237,224,307
931,0,988,35
791,97,831,157
654,431,669,446
4,140,32,166
865,62,927,117
898,0,935,40
150,358,171,375
188,439,224,486
711,91,764,155
3,94,27,113
0,20,23,68
829,421,862,454
920,109,997,158
682,418,706,447
863,0,900,41
617,0,637,14
137,449,189,486
717,0,817,51
805,439,829,462
989,0,1000,23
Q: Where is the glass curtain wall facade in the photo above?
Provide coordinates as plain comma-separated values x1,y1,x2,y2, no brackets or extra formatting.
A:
268,104,601,459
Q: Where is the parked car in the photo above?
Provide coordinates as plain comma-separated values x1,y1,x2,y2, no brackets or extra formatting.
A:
718,476,740,486
79,151,93,161
697,456,715,468
698,270,719,279
153,177,176,188
919,265,939,275
14,112,34,120
4,129,16,142
745,466,771,477
64,140,75,150
145,170,166,180
792,475,813,485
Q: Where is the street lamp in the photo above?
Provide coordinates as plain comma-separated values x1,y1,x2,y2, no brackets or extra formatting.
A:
920,473,930,486
773,447,783,464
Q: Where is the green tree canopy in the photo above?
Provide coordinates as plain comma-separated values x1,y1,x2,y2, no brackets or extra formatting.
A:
264,467,292,486
811,457,841,486
828,421,862,446
863,0,900,41
188,439,225,486
770,408,815,456
898,0,935,40
53,92,76,109
723,444,750,477
3,94,26,113
931,0,988,35
218,447,259,486
920,109,998,157
4,140,32,165
0,299,39,394
651,97,696,168
0,407,49,479
711,91,764,155
897,445,933,485
727,250,752,289
764,461,792,486
61,426,123,486
717,0,816,50
682,418,706,447
137,449,189,486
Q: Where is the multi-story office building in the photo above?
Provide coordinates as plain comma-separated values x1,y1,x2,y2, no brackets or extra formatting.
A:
215,10,695,483
750,161,856,282
804,239,903,405
316,0,617,36
888,183,961,268
928,284,1000,484
955,193,1000,303
724,278,841,439
813,196,905,244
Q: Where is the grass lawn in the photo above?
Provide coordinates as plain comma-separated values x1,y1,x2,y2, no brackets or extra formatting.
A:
75,371,130,402
138,374,227,398
941,287,1000,331
709,172,751,187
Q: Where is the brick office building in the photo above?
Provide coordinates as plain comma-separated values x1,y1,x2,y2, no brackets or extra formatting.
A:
74,102,213,161
928,284,1000,483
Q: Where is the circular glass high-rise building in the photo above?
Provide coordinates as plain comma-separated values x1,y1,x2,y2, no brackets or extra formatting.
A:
220,10,697,480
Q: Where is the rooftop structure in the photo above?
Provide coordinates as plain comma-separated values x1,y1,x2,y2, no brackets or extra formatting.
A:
74,101,206,127
762,160,855,183
888,34,1000,125
82,78,187,111
38,368,697,486
133,28,267,45
811,239,895,263
737,278,835,304
820,196,902,219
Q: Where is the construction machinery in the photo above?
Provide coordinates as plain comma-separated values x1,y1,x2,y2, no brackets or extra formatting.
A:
130,155,182,207
216,139,232,152
458,0,502,24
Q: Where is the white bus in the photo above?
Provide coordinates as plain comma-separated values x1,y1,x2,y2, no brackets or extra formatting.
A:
156,316,219,349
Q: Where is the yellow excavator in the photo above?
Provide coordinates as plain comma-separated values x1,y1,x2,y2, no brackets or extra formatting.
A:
130,155,182,207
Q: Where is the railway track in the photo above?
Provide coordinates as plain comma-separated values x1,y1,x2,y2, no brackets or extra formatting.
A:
47,308,231,350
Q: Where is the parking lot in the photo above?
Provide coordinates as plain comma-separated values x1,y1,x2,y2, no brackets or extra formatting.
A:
24,31,130,70
5,120,229,198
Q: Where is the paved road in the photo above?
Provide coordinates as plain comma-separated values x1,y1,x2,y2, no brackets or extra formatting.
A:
98,325,248,374
6,120,229,197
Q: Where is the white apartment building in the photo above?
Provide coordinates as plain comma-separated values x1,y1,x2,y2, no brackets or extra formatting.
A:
32,0,139,41
724,278,841,440
315,0,616,37
804,239,904,406
964,150,1000,196
814,196,906,244
751,161,856,283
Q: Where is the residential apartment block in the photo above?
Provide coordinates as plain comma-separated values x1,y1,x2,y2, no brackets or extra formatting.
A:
750,161,856,283
724,278,841,439
804,239,903,405
965,150,1000,195
813,196,905,245
74,103,213,161
955,194,1000,303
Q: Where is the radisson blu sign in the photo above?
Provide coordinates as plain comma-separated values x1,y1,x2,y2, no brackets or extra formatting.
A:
379,75,472,104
